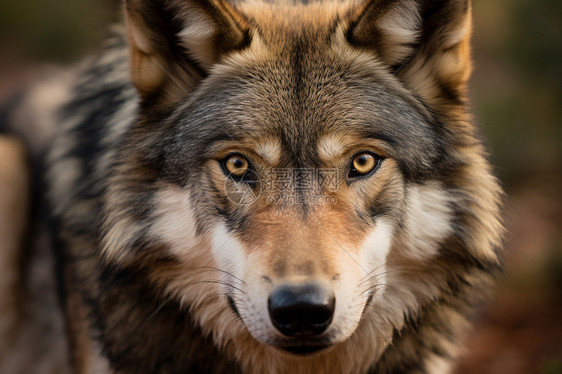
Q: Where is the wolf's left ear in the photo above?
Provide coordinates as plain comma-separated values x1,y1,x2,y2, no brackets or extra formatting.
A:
125,0,250,107
347,0,472,112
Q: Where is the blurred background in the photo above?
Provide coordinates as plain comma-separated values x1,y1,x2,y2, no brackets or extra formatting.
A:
0,0,560,373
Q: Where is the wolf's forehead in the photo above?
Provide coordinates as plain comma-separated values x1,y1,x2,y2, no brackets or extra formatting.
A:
225,71,428,139
181,59,439,167
237,0,349,40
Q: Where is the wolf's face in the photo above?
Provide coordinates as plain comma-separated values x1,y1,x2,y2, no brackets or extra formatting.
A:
150,49,450,352
99,0,501,367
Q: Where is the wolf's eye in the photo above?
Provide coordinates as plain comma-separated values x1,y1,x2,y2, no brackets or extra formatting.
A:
223,154,249,178
348,152,380,179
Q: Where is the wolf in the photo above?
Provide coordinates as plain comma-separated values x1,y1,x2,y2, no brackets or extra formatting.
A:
0,0,504,373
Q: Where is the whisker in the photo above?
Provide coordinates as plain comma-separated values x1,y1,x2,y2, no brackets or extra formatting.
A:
193,280,247,295
147,299,170,322
190,266,247,285
357,268,422,288
360,281,409,312
358,262,387,284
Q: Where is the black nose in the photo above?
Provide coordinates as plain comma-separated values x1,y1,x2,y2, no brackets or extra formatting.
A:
268,283,335,337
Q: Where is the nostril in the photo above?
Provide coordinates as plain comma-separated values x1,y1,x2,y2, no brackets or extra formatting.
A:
268,283,335,337
309,300,335,327
271,308,296,327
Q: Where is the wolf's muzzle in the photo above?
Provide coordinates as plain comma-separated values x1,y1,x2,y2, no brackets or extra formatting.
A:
267,283,335,338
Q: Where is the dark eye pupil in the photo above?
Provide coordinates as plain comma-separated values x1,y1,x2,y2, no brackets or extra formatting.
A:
357,156,368,166
234,159,244,168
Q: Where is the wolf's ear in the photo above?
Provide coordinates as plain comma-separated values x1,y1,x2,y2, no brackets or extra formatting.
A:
347,0,472,112
125,0,250,107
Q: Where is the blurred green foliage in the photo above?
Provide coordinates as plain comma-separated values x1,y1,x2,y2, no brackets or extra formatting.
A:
541,357,562,374
0,0,118,61
472,0,562,183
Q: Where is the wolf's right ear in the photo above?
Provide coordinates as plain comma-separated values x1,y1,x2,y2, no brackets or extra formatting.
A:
125,0,250,107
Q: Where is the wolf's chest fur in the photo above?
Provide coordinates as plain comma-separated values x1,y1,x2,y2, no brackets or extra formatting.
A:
18,0,507,373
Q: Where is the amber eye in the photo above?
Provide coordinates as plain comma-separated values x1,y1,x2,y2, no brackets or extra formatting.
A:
349,152,379,178
223,154,249,178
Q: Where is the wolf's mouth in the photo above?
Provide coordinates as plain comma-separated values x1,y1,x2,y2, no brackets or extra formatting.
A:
280,344,330,355
226,295,243,321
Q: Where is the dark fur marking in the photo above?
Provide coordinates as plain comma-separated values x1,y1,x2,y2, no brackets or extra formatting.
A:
94,263,243,373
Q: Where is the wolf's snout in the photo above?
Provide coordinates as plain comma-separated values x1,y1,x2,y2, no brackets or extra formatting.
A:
267,283,335,337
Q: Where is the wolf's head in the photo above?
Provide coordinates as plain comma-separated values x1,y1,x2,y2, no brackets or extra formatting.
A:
101,0,502,371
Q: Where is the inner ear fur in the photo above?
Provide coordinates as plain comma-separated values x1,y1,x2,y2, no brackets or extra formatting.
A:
347,0,473,112
125,0,250,107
